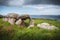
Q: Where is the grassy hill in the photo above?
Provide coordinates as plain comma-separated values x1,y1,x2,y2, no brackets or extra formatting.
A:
0,18,60,40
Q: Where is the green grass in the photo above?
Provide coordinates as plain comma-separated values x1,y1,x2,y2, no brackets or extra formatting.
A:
0,18,60,40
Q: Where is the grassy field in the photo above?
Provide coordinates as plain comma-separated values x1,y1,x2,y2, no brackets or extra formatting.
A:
0,18,60,40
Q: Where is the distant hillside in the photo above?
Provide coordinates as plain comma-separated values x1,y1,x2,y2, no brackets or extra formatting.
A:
0,15,3,18
30,15,60,20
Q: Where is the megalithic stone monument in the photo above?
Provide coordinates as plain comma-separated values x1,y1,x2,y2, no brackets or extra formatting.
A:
15,14,32,26
7,13,19,25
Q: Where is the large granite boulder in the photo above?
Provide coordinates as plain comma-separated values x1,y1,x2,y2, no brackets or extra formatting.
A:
15,19,23,26
37,23,58,30
29,19,34,26
28,19,34,28
7,13,19,25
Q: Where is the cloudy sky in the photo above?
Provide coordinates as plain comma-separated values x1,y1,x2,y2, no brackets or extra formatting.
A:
0,0,60,15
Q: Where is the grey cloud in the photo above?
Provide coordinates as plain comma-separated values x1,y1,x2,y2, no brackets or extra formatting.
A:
0,0,8,5
26,0,60,5
0,0,60,6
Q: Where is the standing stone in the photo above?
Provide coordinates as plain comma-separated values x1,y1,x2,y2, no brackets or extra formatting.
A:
15,19,23,26
7,13,19,25
8,18,15,25
29,19,34,27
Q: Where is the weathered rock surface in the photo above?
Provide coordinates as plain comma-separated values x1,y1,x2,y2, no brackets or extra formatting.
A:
15,19,23,25
28,19,34,28
8,18,15,25
37,23,59,30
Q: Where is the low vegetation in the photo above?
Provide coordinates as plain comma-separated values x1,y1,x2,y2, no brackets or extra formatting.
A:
0,18,60,40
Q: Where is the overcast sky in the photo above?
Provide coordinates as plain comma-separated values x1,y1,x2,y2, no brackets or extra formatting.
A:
0,0,60,15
